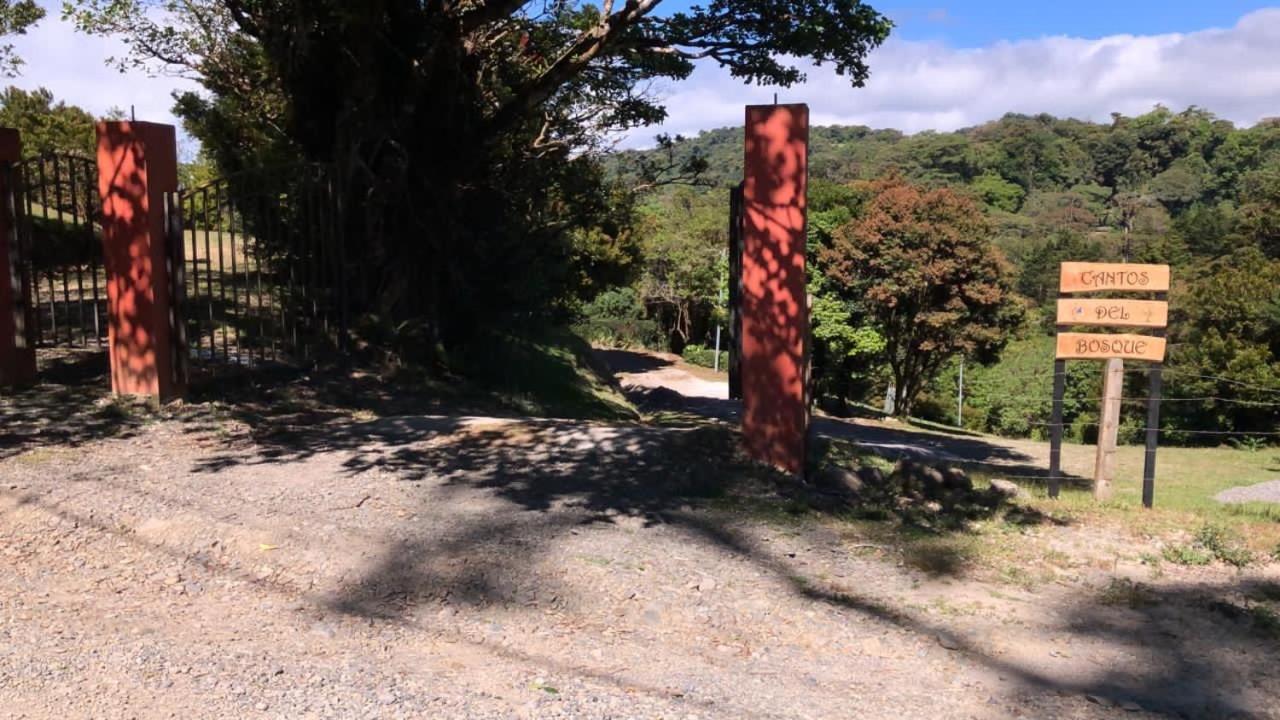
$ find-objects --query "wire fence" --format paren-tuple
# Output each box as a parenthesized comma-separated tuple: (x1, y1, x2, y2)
(930, 362, 1280, 445)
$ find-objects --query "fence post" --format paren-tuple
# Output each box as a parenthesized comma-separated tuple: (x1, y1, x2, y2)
(0, 128, 35, 389)
(96, 121, 185, 401)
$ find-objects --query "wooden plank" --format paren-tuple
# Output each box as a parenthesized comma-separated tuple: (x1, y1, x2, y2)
(1056, 298, 1168, 328)
(1093, 358, 1124, 501)
(1056, 332, 1166, 362)
(1059, 262, 1170, 294)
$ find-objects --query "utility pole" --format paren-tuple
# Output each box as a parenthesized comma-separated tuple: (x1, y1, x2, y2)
(956, 357, 965, 427)
(714, 247, 727, 372)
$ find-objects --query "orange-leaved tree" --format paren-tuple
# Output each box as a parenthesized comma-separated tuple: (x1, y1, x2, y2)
(821, 176, 1022, 417)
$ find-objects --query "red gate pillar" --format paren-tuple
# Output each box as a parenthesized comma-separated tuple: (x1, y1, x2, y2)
(96, 121, 184, 401)
(0, 128, 35, 389)
(741, 104, 810, 477)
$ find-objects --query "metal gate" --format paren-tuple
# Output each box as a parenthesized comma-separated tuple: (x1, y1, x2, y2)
(11, 153, 105, 348)
(167, 164, 350, 368)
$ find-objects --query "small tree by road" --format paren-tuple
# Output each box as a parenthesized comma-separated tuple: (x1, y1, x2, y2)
(822, 176, 1022, 417)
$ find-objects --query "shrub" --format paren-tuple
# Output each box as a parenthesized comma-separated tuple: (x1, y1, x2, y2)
(29, 215, 101, 271)
(574, 288, 660, 349)
(1099, 578, 1157, 608)
(681, 344, 728, 371)
(1195, 524, 1255, 568)
(1162, 544, 1213, 566)
(1162, 524, 1255, 568)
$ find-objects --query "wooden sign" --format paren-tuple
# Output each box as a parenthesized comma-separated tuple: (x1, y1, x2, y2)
(1056, 332, 1166, 362)
(1056, 298, 1169, 329)
(1059, 262, 1170, 294)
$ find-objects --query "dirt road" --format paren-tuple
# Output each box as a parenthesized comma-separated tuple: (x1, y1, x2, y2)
(2, 354, 1278, 719)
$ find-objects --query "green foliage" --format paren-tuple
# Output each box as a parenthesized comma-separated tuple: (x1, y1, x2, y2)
(1161, 543, 1213, 566)
(1250, 606, 1280, 640)
(1099, 578, 1156, 609)
(574, 287, 660, 349)
(821, 176, 1023, 416)
(0, 0, 42, 75)
(447, 328, 638, 421)
(1163, 524, 1255, 568)
(623, 105, 1280, 442)
(1163, 249, 1280, 441)
(634, 188, 729, 350)
(810, 293, 885, 361)
(681, 344, 728, 371)
(68, 0, 892, 358)
(0, 86, 95, 156)
(928, 332, 1100, 439)
(1228, 436, 1268, 453)
(971, 172, 1024, 212)
(1194, 524, 1256, 568)
(1015, 230, 1103, 307)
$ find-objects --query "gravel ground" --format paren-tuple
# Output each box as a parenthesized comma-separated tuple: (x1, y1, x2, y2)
(1215, 479, 1280, 505)
(3, 356, 1280, 719)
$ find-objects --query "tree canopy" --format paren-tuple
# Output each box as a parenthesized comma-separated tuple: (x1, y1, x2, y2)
(0, 0, 42, 75)
(0, 86, 95, 156)
(820, 175, 1021, 416)
(66, 0, 892, 355)
(611, 106, 1280, 441)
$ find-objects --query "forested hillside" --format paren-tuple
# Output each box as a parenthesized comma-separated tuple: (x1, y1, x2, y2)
(592, 107, 1280, 443)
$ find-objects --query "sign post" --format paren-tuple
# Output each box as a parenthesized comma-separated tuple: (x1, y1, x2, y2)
(1050, 262, 1169, 508)
(1093, 358, 1124, 500)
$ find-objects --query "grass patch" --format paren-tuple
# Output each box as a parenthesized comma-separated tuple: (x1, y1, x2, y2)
(1194, 524, 1256, 568)
(449, 327, 638, 421)
(900, 535, 980, 576)
(1249, 606, 1280, 640)
(1099, 578, 1158, 608)
(1207, 600, 1280, 640)
(960, 455, 1280, 559)
(840, 412, 1280, 543)
(1159, 524, 1257, 568)
(1162, 543, 1214, 566)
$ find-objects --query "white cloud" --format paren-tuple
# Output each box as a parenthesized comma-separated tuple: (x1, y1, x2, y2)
(625, 8, 1280, 147)
(8, 5, 1280, 157)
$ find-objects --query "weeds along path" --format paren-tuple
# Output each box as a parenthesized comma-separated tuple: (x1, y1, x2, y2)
(3, 402, 1279, 719)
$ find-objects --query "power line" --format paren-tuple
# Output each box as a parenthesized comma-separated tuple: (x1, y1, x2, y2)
(1158, 369, 1280, 396)
(960, 367, 1280, 396)
(1024, 420, 1280, 437)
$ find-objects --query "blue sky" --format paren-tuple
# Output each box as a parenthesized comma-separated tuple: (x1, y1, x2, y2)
(878, 1, 1276, 45)
(9, 2, 1280, 150)
(658, 1, 1277, 46)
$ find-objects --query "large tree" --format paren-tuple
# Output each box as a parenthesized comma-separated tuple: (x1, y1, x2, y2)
(0, 86, 96, 156)
(821, 176, 1021, 417)
(67, 0, 893, 354)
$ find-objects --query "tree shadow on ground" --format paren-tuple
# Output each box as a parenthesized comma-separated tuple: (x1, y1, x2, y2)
(298, 411, 1268, 719)
(687, 509, 1277, 718)
(8, 354, 1273, 717)
(0, 349, 142, 460)
(625, 380, 1091, 492)
(593, 348, 674, 375)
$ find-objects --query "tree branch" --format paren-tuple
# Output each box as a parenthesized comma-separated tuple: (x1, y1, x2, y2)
(458, 0, 528, 35)
(489, 0, 662, 131)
